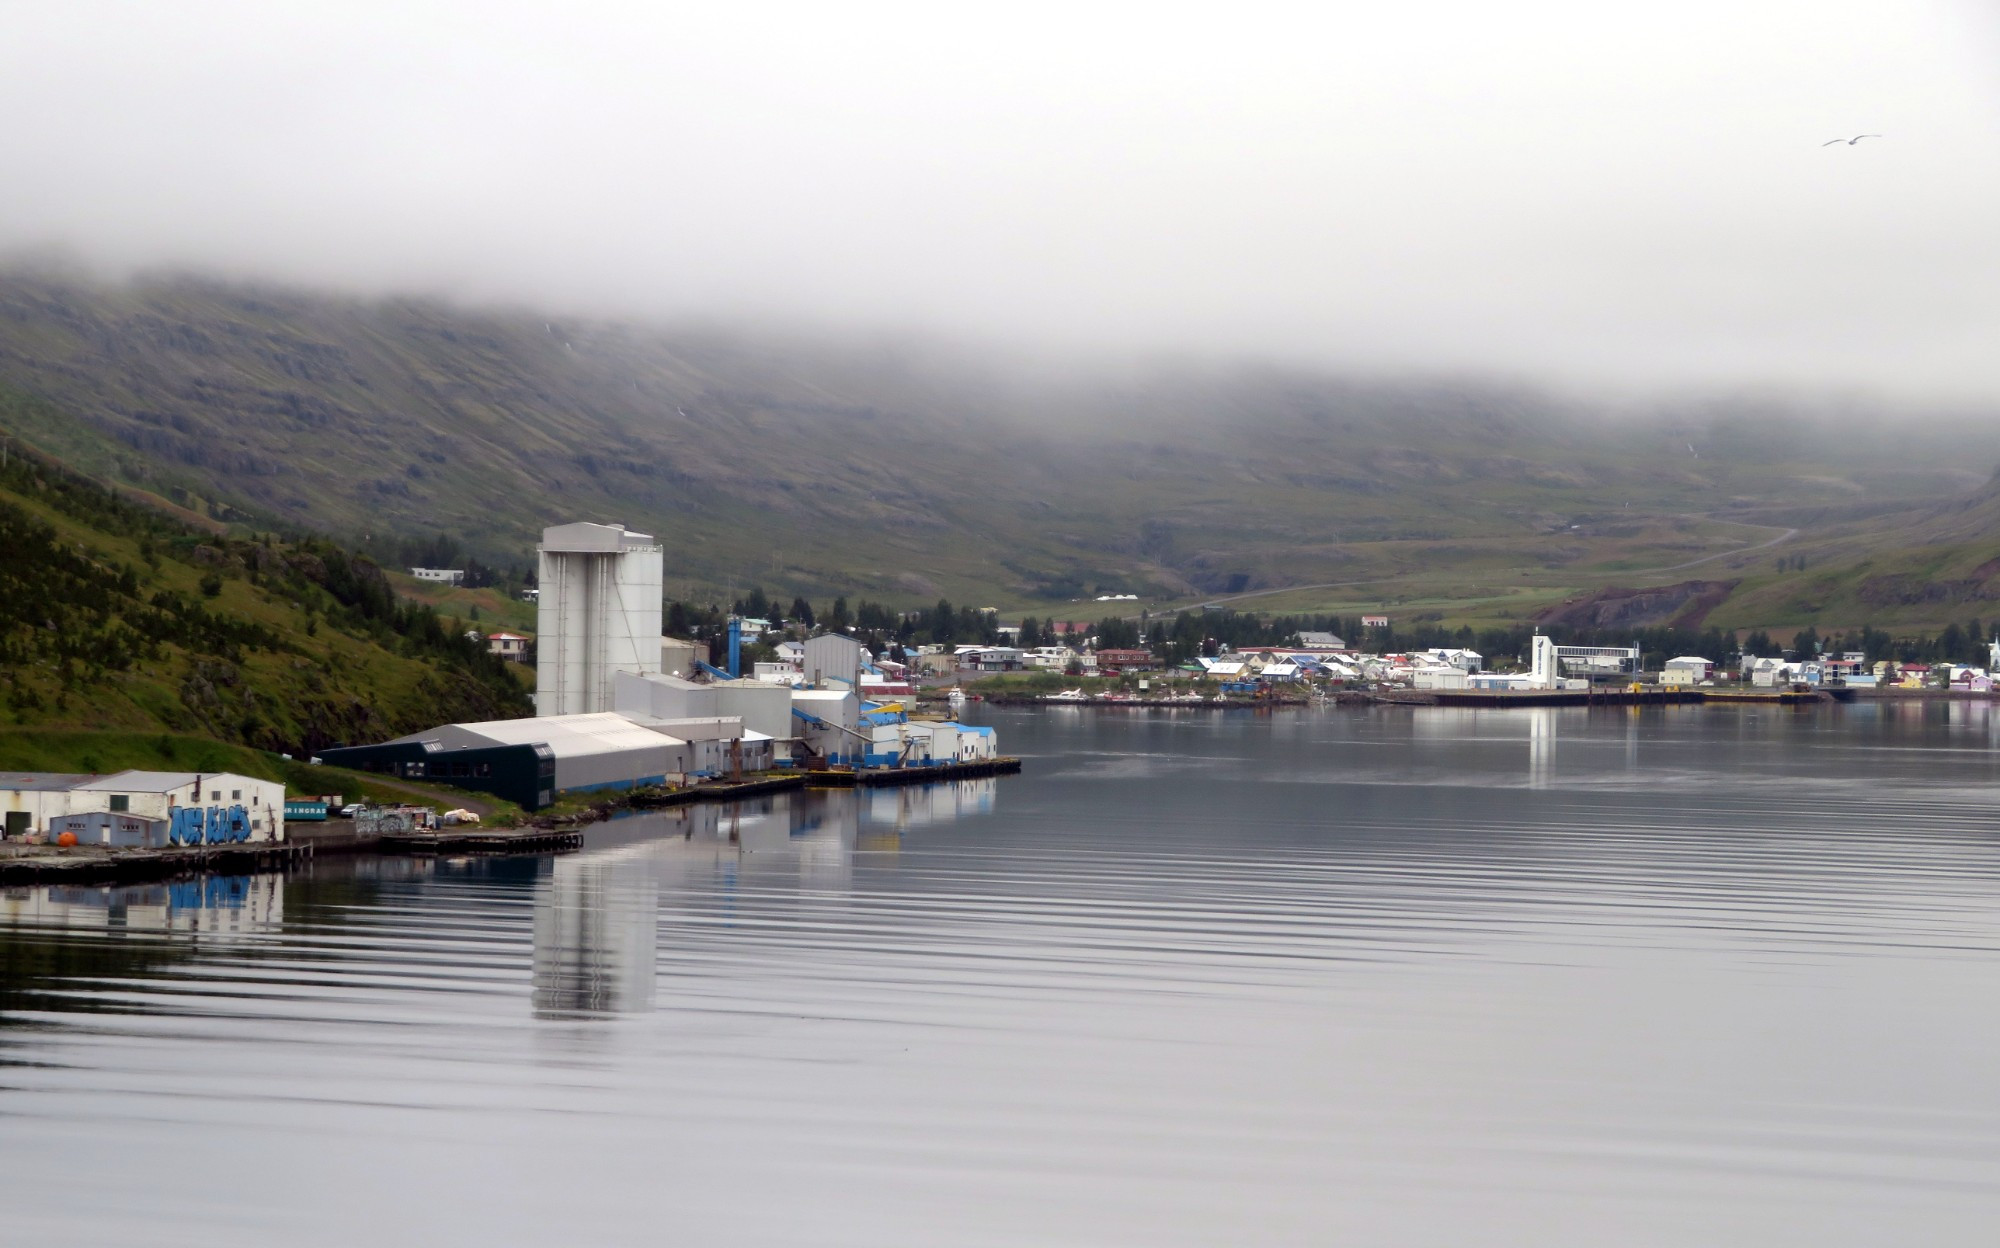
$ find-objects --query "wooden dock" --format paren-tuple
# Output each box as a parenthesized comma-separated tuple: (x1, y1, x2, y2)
(809, 757, 1023, 788)
(622, 772, 809, 809)
(0, 838, 313, 885)
(1698, 689, 1826, 706)
(1379, 687, 1821, 709)
(377, 825, 584, 855)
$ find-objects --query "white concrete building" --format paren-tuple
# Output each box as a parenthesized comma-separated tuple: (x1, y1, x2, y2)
(1412, 665, 1470, 690)
(0, 771, 285, 845)
(803, 632, 870, 691)
(659, 636, 701, 680)
(792, 688, 864, 765)
(409, 567, 465, 585)
(0, 773, 91, 839)
(616, 671, 796, 761)
(535, 522, 663, 716)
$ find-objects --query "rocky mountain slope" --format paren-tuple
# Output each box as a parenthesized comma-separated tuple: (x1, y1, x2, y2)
(2, 268, 1996, 623)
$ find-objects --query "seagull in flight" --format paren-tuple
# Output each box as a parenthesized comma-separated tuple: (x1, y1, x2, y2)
(1823, 134, 1881, 146)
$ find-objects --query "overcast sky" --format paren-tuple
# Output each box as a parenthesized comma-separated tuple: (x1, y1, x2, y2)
(4, 1, 1998, 398)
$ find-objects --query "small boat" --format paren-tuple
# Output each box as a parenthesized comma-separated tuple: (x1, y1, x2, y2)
(1043, 688, 1090, 702)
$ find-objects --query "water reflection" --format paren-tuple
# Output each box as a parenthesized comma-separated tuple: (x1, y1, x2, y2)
(0, 873, 282, 937)
(532, 851, 659, 1018)
(1529, 706, 1555, 788)
(13, 712, 2000, 1246)
(528, 779, 999, 1017)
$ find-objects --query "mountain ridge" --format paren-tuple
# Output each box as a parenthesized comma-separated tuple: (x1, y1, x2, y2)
(3, 269, 1997, 629)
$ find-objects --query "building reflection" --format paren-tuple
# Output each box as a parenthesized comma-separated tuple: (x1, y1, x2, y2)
(0, 873, 283, 937)
(531, 847, 660, 1019)
(1527, 708, 1555, 789)
(858, 778, 997, 850)
(527, 778, 1000, 1017)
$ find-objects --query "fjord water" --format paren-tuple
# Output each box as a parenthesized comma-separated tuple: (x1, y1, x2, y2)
(7, 704, 2000, 1246)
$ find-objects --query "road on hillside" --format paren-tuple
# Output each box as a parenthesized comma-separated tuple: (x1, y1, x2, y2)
(1634, 524, 1798, 577)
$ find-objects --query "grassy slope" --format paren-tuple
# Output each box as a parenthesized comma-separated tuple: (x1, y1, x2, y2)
(0, 443, 530, 766)
(2, 271, 1996, 632)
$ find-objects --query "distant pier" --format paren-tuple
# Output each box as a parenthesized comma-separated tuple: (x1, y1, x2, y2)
(378, 825, 585, 856)
(1378, 687, 1820, 708)
(808, 757, 1024, 788)
(0, 838, 313, 886)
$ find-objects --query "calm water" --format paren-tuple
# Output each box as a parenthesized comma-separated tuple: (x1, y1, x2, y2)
(8, 702, 2000, 1246)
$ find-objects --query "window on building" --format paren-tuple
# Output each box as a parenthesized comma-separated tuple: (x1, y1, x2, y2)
(209, 791, 220, 801)
(231, 789, 241, 800)
(109, 795, 129, 812)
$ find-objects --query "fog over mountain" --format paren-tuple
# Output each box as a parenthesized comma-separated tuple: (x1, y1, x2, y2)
(6, 1, 2000, 399)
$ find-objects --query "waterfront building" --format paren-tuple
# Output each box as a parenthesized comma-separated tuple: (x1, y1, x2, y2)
(1660, 656, 1715, 686)
(0, 771, 284, 844)
(317, 710, 772, 809)
(535, 522, 663, 716)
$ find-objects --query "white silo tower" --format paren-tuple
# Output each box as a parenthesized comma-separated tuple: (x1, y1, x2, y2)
(535, 522, 664, 716)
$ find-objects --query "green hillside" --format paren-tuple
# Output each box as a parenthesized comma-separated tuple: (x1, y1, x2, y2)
(0, 442, 529, 756)
(2, 268, 1998, 627)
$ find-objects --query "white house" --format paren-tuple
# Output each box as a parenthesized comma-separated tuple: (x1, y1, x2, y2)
(1418, 648, 1483, 672)
(1660, 656, 1714, 686)
(410, 567, 465, 585)
(486, 631, 529, 660)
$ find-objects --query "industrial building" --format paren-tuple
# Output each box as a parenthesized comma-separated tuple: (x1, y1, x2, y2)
(535, 522, 663, 716)
(315, 517, 1004, 811)
(803, 632, 869, 691)
(791, 688, 865, 766)
(659, 636, 701, 680)
(614, 671, 795, 743)
(316, 710, 774, 810)
(0, 771, 286, 845)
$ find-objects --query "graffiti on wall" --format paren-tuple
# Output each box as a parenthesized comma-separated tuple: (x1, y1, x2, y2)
(168, 804, 252, 845)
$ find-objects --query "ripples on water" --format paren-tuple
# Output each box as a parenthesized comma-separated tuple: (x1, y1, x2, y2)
(6, 703, 2000, 1246)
